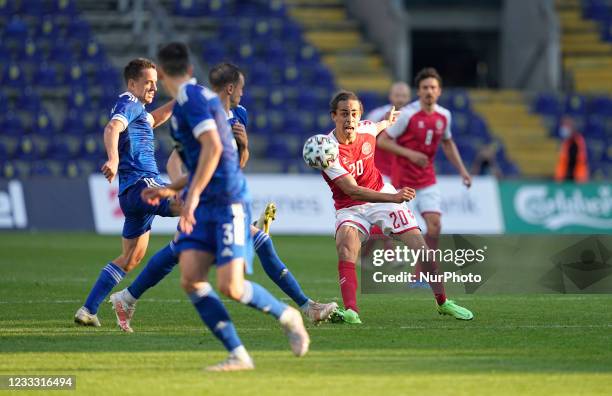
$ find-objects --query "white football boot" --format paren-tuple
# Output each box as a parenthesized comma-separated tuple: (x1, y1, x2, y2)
(279, 307, 310, 357)
(74, 306, 101, 327)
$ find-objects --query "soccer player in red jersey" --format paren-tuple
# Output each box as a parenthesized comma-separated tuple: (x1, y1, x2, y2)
(365, 81, 411, 182)
(378, 68, 472, 261)
(320, 91, 473, 323)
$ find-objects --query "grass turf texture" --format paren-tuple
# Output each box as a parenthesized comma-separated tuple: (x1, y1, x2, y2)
(1, 232, 611, 396)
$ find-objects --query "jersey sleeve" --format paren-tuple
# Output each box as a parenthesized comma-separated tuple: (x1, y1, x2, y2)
(182, 86, 217, 138)
(234, 105, 248, 127)
(359, 120, 378, 136)
(110, 99, 140, 131)
(323, 158, 348, 181)
(386, 108, 411, 139)
(443, 112, 452, 139)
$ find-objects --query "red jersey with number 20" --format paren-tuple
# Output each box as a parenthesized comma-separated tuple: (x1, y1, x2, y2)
(322, 120, 384, 210)
(386, 101, 452, 189)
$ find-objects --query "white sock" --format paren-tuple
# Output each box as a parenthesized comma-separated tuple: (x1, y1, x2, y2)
(299, 299, 313, 312)
(231, 345, 251, 362)
(122, 289, 137, 305)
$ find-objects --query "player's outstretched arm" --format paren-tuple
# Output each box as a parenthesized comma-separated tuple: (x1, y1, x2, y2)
(441, 138, 472, 187)
(334, 175, 415, 203)
(149, 100, 176, 128)
(377, 132, 428, 168)
(375, 106, 400, 134)
(101, 119, 126, 183)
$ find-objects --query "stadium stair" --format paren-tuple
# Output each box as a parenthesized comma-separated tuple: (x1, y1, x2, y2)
(556, 0, 612, 93)
(470, 90, 558, 178)
(285, 0, 392, 93)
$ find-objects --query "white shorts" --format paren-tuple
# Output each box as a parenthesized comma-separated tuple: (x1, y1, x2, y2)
(407, 183, 442, 216)
(335, 184, 420, 242)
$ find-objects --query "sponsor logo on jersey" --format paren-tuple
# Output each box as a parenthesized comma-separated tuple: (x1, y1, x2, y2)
(362, 142, 372, 156)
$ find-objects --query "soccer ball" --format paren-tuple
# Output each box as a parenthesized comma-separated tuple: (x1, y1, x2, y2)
(302, 134, 339, 170)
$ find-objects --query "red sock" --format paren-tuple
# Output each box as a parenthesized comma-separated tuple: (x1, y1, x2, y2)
(338, 260, 358, 312)
(370, 225, 384, 235)
(416, 234, 446, 305)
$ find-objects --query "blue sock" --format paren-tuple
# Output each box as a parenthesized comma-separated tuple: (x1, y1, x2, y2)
(83, 262, 125, 314)
(189, 284, 242, 352)
(254, 230, 309, 307)
(127, 242, 178, 299)
(240, 280, 287, 319)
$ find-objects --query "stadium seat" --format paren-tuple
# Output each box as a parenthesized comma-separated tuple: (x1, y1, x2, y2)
(533, 93, 561, 115)
(1, 112, 26, 136)
(3, 17, 28, 50)
(16, 87, 42, 113)
(1, 62, 27, 88)
(33, 62, 62, 88)
(62, 108, 91, 135)
(32, 109, 56, 136)
(50, 0, 78, 16)
(564, 94, 587, 116)
(0, 0, 14, 17)
(448, 91, 472, 113)
(18, 39, 44, 65)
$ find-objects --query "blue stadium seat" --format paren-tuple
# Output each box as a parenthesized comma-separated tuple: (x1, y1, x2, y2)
(80, 135, 105, 160)
(2, 161, 21, 179)
(587, 95, 612, 116)
(48, 137, 76, 160)
(17, 0, 45, 16)
(81, 40, 106, 64)
(3, 17, 28, 49)
(32, 109, 56, 135)
(1, 112, 25, 136)
(50, 0, 78, 16)
(564, 94, 587, 116)
(36, 16, 61, 46)
(201, 40, 227, 65)
(533, 93, 561, 115)
(359, 91, 385, 114)
(448, 91, 471, 113)
(17, 88, 42, 113)
(16, 136, 39, 161)
(33, 62, 62, 87)
(0, 0, 15, 17)
(18, 39, 44, 65)
(67, 19, 92, 42)
(1, 62, 27, 88)
(65, 63, 89, 88)
(49, 44, 77, 65)
(62, 108, 90, 135)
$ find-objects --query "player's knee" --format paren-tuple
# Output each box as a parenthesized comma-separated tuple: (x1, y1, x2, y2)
(180, 276, 198, 293)
(218, 281, 243, 301)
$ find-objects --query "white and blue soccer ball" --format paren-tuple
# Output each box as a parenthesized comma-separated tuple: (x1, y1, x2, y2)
(302, 134, 339, 170)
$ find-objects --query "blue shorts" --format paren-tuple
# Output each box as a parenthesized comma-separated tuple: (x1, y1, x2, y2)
(174, 201, 254, 273)
(119, 177, 175, 239)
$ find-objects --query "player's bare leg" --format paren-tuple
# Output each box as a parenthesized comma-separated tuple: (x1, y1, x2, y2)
(392, 229, 473, 320)
(331, 226, 362, 324)
(76, 232, 150, 329)
(106, 233, 151, 332)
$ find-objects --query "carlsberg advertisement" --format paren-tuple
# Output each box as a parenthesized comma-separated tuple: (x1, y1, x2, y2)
(500, 181, 612, 233)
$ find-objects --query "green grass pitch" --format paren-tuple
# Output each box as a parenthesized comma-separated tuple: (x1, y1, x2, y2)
(1, 232, 611, 395)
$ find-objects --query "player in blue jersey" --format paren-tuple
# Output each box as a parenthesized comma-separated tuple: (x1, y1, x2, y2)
(208, 62, 338, 321)
(74, 58, 178, 328)
(141, 43, 309, 371)
(107, 63, 337, 332)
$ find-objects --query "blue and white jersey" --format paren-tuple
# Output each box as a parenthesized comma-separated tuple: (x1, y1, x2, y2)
(170, 78, 248, 205)
(110, 92, 160, 195)
(228, 104, 248, 128)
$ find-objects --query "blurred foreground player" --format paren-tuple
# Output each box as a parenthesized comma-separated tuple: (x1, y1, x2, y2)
(142, 43, 309, 371)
